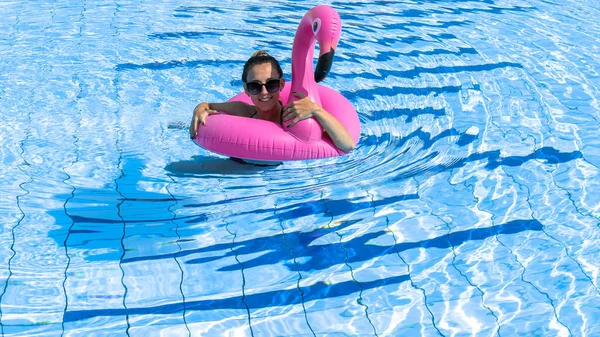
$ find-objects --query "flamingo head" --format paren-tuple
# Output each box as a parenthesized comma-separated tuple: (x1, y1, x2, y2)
(306, 5, 342, 83)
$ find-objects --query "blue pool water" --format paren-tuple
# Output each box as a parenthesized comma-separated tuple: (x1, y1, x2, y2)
(1, 0, 599, 336)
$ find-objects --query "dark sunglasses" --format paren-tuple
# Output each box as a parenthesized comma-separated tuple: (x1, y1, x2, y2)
(245, 79, 281, 95)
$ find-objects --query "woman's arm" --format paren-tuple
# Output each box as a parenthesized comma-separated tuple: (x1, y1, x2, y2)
(209, 101, 255, 117)
(312, 106, 356, 152)
(189, 101, 256, 139)
(283, 92, 355, 153)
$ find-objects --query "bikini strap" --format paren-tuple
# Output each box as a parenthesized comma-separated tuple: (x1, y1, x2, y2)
(279, 101, 284, 125)
(250, 104, 282, 124)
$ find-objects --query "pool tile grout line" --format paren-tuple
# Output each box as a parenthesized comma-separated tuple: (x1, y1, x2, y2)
(323, 190, 379, 337)
(367, 188, 445, 337)
(273, 195, 316, 336)
(432, 175, 502, 336)
(61, 1, 86, 334)
(0, 3, 27, 335)
(219, 177, 255, 337)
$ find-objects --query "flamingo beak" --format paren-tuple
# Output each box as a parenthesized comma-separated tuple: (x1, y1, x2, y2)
(315, 47, 335, 83)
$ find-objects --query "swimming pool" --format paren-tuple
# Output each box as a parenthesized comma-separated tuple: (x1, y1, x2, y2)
(1, 0, 599, 335)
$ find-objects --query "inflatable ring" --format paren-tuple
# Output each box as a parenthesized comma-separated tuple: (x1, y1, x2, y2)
(194, 5, 360, 161)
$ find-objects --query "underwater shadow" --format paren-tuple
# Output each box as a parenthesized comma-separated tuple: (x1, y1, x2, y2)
(393, 146, 584, 181)
(165, 155, 279, 177)
(214, 219, 543, 272)
(63, 273, 409, 322)
(332, 61, 523, 81)
(360, 127, 582, 182)
(341, 46, 479, 64)
(63, 218, 542, 323)
(115, 59, 245, 72)
(122, 217, 542, 273)
(180, 194, 418, 223)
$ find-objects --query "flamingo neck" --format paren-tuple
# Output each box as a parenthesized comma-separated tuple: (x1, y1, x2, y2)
(290, 19, 321, 106)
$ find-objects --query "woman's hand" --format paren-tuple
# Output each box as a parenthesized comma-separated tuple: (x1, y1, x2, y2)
(282, 92, 320, 127)
(283, 92, 356, 153)
(189, 102, 217, 139)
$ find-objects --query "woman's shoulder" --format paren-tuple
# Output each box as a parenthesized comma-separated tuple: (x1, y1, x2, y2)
(249, 105, 258, 118)
(235, 101, 257, 118)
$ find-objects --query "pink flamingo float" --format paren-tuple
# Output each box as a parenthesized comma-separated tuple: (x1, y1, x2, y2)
(193, 5, 360, 161)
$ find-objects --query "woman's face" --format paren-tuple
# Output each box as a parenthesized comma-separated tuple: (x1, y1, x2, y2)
(244, 63, 285, 112)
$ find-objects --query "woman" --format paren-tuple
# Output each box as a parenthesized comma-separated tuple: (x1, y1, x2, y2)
(189, 51, 355, 153)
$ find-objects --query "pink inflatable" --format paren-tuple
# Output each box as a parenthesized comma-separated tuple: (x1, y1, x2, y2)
(194, 5, 360, 161)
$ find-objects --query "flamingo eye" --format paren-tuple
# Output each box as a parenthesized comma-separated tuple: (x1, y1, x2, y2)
(312, 18, 321, 34)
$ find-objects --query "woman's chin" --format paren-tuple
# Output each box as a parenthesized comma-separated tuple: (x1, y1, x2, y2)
(255, 98, 277, 110)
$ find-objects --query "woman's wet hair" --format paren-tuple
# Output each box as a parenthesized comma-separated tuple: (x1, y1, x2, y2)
(241, 50, 283, 83)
